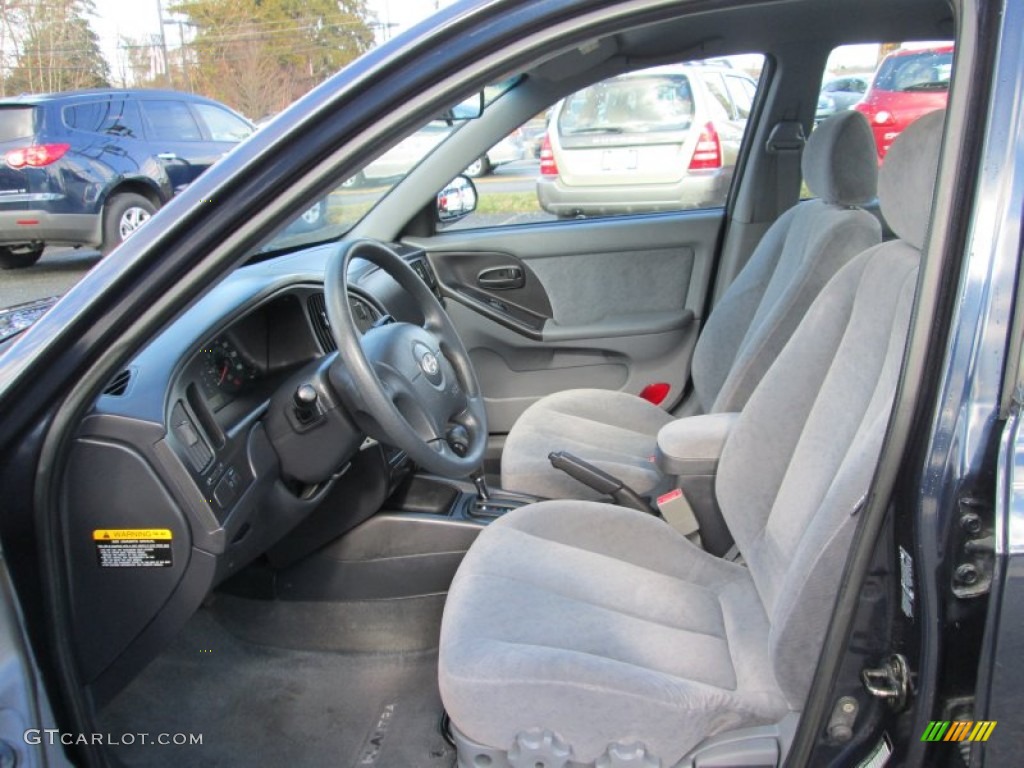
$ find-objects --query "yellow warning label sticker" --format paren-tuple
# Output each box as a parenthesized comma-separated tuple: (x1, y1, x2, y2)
(94, 529, 173, 568)
(92, 529, 173, 541)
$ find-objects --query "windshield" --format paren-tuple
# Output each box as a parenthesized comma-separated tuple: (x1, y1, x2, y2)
(0, 0, 484, 313)
(874, 50, 953, 92)
(259, 118, 461, 253)
(262, 79, 521, 253)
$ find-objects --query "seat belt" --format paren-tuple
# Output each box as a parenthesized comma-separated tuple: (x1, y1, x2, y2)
(765, 120, 806, 214)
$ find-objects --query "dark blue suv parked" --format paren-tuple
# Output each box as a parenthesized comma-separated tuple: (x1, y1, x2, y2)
(0, 89, 255, 269)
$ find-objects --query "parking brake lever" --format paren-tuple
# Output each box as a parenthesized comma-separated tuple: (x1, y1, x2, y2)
(548, 451, 658, 515)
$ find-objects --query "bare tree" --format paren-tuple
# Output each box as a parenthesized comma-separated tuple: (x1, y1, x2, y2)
(3, 0, 109, 94)
(172, 0, 374, 117)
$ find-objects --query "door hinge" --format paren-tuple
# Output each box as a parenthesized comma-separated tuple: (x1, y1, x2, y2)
(862, 654, 912, 711)
(952, 497, 994, 599)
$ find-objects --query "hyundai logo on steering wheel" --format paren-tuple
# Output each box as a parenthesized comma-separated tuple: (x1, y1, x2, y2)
(420, 351, 440, 377)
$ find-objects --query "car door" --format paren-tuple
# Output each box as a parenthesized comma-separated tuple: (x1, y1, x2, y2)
(138, 99, 243, 195)
(0, 555, 73, 767)
(975, 373, 1024, 766)
(409, 214, 718, 433)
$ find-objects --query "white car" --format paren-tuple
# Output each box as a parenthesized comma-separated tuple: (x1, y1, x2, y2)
(537, 64, 757, 217)
(345, 121, 525, 186)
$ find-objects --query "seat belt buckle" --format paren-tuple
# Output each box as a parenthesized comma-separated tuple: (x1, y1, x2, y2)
(657, 488, 700, 536)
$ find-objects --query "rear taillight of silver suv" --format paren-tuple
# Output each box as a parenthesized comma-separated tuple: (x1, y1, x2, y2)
(688, 122, 722, 170)
(540, 133, 559, 176)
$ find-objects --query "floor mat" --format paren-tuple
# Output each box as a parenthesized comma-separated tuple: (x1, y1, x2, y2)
(98, 608, 455, 767)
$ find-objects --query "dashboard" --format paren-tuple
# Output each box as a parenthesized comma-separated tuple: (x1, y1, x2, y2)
(61, 240, 441, 703)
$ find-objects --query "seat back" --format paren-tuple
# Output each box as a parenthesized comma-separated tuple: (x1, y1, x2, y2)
(715, 110, 945, 706)
(691, 110, 881, 413)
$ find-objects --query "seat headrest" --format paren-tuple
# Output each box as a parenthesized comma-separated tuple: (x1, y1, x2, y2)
(802, 111, 877, 206)
(878, 109, 945, 250)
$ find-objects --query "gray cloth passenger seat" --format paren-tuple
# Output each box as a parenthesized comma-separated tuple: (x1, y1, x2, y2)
(439, 109, 945, 768)
(501, 110, 882, 500)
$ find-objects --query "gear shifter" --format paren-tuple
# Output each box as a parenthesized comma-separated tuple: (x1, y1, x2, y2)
(465, 468, 536, 520)
(471, 468, 491, 501)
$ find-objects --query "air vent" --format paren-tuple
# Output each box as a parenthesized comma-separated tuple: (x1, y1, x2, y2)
(308, 292, 383, 348)
(307, 293, 336, 352)
(170, 401, 213, 473)
(103, 369, 132, 396)
(409, 257, 440, 297)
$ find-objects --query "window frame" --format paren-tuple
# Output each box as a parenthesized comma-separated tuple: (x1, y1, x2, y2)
(62, 99, 145, 139)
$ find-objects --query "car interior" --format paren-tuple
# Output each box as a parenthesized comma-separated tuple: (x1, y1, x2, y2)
(33, 0, 960, 765)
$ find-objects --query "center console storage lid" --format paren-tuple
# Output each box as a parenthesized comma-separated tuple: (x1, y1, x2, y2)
(656, 412, 739, 476)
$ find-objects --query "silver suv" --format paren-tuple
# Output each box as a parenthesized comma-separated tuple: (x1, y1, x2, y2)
(536, 64, 757, 217)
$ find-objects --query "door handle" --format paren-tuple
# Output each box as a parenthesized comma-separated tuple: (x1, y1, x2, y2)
(478, 266, 524, 290)
(157, 152, 179, 161)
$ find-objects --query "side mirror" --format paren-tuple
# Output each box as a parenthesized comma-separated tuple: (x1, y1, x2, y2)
(436, 175, 478, 224)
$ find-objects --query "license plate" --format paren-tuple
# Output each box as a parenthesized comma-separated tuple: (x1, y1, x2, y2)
(601, 149, 638, 171)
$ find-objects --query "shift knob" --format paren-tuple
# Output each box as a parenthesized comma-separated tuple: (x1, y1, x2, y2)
(294, 384, 318, 407)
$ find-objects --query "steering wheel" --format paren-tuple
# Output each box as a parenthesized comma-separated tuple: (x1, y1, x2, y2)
(324, 239, 488, 477)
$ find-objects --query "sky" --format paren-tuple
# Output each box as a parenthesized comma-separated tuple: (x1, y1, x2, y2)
(87, 1, 895, 84)
(89, 0, 453, 79)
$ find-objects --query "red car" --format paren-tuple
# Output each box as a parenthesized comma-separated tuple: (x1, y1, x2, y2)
(855, 43, 953, 159)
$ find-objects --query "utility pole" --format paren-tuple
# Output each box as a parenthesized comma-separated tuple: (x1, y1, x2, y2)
(175, 20, 191, 92)
(156, 0, 171, 87)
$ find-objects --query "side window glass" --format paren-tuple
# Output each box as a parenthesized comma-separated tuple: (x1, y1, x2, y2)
(446, 55, 764, 231)
(63, 100, 144, 138)
(141, 100, 203, 142)
(192, 104, 254, 143)
(805, 41, 953, 199)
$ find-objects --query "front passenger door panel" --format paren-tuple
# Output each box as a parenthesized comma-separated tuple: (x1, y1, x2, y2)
(410, 211, 721, 432)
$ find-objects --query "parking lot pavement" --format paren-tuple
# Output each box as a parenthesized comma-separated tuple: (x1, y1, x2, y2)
(0, 248, 101, 309)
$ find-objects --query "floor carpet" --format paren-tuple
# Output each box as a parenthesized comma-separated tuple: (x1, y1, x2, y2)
(98, 607, 455, 767)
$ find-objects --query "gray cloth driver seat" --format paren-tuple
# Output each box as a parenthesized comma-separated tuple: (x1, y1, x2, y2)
(501, 110, 882, 500)
(439, 110, 945, 766)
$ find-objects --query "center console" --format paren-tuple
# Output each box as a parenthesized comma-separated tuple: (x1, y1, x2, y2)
(386, 472, 538, 521)
(655, 412, 738, 555)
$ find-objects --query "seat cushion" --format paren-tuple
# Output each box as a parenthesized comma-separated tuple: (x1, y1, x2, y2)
(500, 389, 674, 499)
(439, 501, 790, 764)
